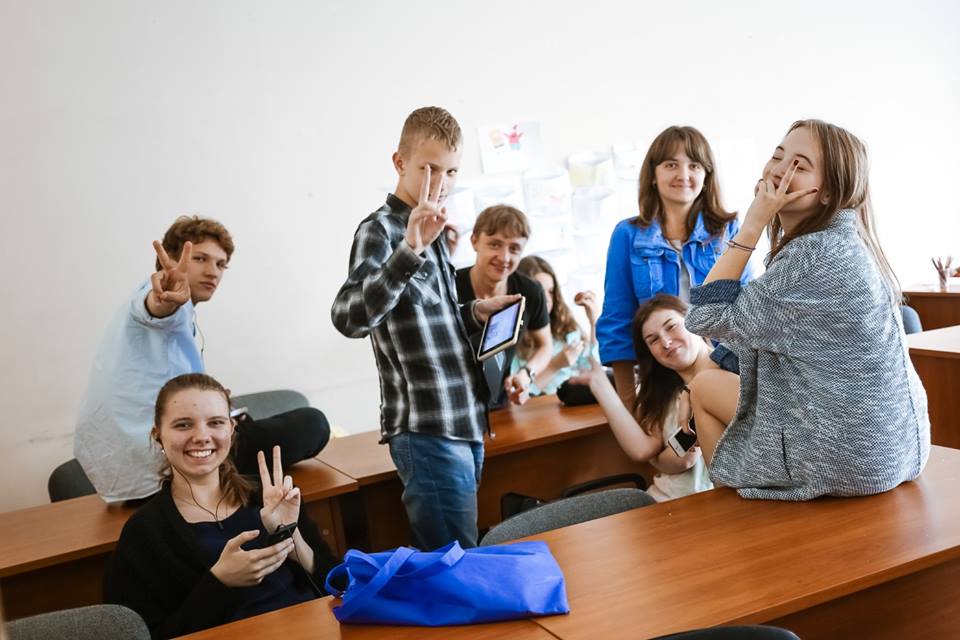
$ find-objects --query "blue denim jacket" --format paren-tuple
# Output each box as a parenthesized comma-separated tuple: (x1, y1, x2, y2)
(597, 212, 753, 364)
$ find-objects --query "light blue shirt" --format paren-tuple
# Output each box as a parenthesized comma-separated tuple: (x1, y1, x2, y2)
(74, 281, 203, 502)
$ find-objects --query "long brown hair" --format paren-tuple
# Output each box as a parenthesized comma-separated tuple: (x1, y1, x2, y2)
(631, 294, 691, 437)
(767, 119, 900, 299)
(152, 373, 253, 507)
(634, 126, 736, 238)
(515, 255, 581, 361)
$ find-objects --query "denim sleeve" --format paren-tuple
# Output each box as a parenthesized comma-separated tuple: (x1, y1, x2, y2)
(709, 343, 740, 374)
(596, 221, 639, 364)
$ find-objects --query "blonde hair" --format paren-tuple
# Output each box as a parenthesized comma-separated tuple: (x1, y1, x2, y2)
(398, 106, 463, 155)
(768, 119, 900, 300)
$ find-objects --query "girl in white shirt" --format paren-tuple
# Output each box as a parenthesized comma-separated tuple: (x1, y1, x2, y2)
(576, 293, 727, 500)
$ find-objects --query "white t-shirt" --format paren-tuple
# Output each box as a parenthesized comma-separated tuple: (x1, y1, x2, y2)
(645, 403, 713, 502)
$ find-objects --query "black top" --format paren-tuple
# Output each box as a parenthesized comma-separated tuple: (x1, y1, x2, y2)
(104, 481, 339, 639)
(189, 506, 314, 622)
(455, 268, 550, 406)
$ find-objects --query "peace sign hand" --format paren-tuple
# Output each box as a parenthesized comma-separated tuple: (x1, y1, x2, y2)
(258, 446, 300, 534)
(405, 165, 448, 255)
(147, 240, 193, 316)
(745, 160, 819, 229)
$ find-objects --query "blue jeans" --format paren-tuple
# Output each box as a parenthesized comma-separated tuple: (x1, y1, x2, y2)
(388, 432, 484, 550)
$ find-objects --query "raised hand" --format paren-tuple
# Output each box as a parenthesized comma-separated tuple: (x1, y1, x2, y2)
(745, 160, 819, 229)
(573, 291, 600, 325)
(258, 446, 300, 534)
(405, 165, 448, 255)
(147, 240, 193, 316)
(210, 529, 294, 587)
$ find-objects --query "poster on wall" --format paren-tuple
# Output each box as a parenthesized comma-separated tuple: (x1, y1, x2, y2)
(477, 121, 543, 174)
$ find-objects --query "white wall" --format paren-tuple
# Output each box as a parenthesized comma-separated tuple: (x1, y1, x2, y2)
(1, 0, 958, 512)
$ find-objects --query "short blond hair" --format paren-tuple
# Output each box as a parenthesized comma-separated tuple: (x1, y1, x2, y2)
(472, 205, 531, 240)
(398, 106, 463, 155)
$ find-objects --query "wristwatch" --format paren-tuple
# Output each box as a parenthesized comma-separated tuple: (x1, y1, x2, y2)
(521, 365, 536, 382)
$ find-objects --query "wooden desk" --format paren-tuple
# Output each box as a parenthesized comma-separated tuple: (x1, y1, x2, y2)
(176, 596, 555, 640)
(531, 445, 960, 640)
(904, 286, 960, 330)
(318, 396, 650, 550)
(908, 324, 960, 449)
(0, 460, 357, 620)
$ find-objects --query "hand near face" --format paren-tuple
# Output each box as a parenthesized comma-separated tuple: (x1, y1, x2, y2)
(148, 240, 193, 315)
(258, 446, 300, 534)
(745, 160, 820, 229)
(405, 165, 448, 255)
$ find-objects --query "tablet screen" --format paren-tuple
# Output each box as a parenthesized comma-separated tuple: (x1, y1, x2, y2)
(478, 298, 524, 360)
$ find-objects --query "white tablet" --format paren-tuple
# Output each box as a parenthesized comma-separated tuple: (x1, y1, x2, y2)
(477, 297, 526, 362)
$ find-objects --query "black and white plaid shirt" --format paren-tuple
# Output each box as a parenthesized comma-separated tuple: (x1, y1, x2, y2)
(332, 194, 488, 443)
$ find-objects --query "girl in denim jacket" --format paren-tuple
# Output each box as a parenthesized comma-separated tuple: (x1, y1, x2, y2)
(596, 126, 752, 409)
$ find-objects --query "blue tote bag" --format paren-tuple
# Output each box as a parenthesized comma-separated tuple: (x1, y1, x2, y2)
(324, 540, 569, 625)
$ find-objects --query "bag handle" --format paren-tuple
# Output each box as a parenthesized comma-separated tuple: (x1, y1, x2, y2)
(393, 541, 464, 579)
(330, 546, 416, 619)
(325, 547, 393, 597)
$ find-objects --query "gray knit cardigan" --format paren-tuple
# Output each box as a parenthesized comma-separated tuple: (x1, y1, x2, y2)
(686, 210, 930, 500)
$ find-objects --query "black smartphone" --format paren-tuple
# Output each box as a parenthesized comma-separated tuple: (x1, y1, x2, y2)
(264, 522, 297, 546)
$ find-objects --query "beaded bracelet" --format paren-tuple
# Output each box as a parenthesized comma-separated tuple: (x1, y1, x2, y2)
(727, 239, 756, 252)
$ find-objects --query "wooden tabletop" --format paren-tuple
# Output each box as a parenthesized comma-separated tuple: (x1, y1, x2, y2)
(175, 596, 556, 640)
(904, 285, 960, 297)
(289, 458, 358, 500)
(0, 495, 134, 577)
(317, 396, 608, 485)
(907, 324, 960, 358)
(0, 459, 356, 579)
(531, 445, 960, 640)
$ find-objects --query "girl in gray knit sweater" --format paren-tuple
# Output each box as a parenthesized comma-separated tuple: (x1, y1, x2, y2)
(685, 120, 930, 500)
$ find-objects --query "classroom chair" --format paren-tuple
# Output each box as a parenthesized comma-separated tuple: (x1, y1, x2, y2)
(480, 487, 656, 545)
(6, 604, 149, 640)
(47, 459, 96, 502)
(901, 305, 923, 334)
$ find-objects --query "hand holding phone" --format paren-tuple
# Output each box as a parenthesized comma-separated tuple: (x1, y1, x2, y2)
(264, 522, 298, 546)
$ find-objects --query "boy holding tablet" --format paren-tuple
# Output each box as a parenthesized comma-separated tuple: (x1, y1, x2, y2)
(331, 107, 517, 549)
(456, 206, 552, 407)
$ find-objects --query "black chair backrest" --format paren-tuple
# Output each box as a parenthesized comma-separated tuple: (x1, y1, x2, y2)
(47, 459, 96, 502)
